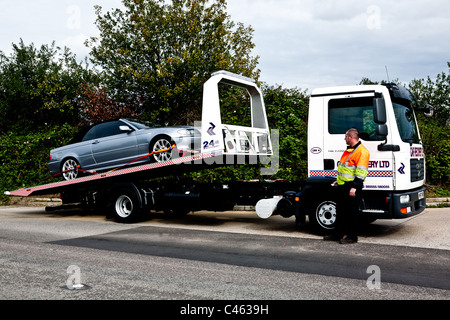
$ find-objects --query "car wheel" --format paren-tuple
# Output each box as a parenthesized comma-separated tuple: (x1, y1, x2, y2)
(61, 158, 80, 181)
(150, 136, 175, 163)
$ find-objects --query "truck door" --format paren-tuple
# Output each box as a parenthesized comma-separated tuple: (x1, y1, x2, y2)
(324, 93, 394, 190)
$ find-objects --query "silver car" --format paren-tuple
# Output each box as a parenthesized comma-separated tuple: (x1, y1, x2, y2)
(48, 119, 200, 180)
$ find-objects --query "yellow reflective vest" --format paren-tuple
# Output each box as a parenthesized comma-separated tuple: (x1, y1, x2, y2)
(337, 142, 370, 186)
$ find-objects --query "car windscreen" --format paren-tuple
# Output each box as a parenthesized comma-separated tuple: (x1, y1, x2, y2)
(124, 118, 160, 129)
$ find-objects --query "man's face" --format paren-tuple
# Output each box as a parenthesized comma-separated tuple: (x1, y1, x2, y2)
(345, 132, 352, 145)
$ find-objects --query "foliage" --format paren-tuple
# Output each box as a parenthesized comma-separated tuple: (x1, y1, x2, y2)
(262, 84, 309, 181)
(86, 0, 259, 125)
(0, 40, 95, 132)
(0, 125, 75, 200)
(409, 62, 450, 187)
(78, 82, 141, 124)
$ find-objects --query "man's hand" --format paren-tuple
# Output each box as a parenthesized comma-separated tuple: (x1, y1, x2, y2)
(349, 188, 357, 197)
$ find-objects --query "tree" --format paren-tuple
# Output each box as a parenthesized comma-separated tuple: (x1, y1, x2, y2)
(0, 40, 94, 132)
(263, 84, 310, 181)
(78, 82, 141, 124)
(86, 0, 260, 126)
(409, 62, 450, 187)
(0, 40, 95, 197)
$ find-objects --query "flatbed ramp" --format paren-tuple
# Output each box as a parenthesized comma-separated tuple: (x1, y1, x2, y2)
(5, 151, 223, 197)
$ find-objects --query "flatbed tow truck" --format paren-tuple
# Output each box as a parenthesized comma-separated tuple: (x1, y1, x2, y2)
(5, 71, 431, 232)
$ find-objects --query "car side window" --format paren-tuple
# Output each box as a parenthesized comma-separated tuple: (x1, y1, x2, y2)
(82, 127, 97, 141)
(95, 121, 124, 139)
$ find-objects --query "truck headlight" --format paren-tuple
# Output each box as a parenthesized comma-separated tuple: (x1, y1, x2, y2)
(400, 195, 410, 204)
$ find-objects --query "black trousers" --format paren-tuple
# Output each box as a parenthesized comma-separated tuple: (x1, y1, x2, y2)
(333, 184, 361, 240)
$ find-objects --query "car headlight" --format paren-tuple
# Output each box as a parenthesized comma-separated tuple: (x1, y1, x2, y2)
(177, 129, 194, 136)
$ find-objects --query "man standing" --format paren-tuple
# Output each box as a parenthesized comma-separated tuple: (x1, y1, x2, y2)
(324, 128, 370, 244)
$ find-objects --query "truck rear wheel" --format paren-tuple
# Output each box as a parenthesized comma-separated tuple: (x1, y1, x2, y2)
(111, 188, 142, 223)
(309, 199, 337, 232)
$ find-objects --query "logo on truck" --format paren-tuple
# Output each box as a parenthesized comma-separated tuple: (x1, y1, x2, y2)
(310, 147, 322, 154)
(207, 122, 216, 136)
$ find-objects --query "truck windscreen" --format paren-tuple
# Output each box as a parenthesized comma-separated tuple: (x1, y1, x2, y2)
(392, 102, 420, 144)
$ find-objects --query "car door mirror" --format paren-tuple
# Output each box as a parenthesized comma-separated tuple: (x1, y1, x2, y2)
(119, 125, 133, 133)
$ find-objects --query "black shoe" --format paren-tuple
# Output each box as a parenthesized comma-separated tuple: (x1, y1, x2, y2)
(339, 237, 357, 244)
(323, 234, 341, 241)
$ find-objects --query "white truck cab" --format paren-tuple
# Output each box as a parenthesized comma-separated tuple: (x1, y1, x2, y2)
(306, 83, 427, 230)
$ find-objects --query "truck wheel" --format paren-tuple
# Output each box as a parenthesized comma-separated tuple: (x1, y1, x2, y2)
(111, 189, 141, 223)
(309, 199, 337, 232)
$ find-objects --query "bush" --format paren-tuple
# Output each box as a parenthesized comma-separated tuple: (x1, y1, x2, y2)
(0, 125, 75, 201)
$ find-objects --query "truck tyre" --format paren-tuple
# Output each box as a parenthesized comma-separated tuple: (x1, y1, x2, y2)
(309, 199, 337, 233)
(111, 188, 142, 223)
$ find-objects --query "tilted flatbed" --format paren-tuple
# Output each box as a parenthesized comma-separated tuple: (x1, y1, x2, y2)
(5, 71, 277, 223)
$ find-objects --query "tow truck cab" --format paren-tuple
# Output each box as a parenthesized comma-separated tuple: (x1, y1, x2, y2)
(306, 83, 427, 229)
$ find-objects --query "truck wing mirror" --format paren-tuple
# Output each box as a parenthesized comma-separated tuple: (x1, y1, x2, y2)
(373, 98, 386, 124)
(376, 124, 388, 137)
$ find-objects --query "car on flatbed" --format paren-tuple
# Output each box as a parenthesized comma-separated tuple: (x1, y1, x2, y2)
(48, 118, 200, 180)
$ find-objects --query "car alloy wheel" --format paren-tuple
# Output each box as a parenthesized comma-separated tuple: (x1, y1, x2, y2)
(61, 159, 79, 181)
(151, 137, 174, 162)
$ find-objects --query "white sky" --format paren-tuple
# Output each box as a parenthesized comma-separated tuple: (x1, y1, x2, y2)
(1, 0, 449, 91)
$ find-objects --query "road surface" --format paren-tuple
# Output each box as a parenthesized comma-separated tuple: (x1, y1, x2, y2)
(0, 206, 448, 306)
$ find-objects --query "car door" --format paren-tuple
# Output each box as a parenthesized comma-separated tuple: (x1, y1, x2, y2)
(91, 121, 139, 169)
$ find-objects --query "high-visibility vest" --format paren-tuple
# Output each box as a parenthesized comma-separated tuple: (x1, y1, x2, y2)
(337, 143, 370, 185)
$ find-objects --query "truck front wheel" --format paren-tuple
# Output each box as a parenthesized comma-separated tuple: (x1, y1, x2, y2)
(309, 199, 337, 232)
(111, 189, 142, 223)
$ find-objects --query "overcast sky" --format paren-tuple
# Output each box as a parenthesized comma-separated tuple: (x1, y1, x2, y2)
(1, 0, 449, 91)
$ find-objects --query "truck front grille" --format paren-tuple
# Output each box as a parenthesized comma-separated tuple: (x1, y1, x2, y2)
(410, 158, 424, 182)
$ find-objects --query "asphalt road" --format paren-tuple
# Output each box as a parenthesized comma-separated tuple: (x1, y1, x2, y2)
(0, 205, 449, 306)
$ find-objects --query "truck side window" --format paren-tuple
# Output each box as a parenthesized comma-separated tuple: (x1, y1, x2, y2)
(328, 97, 384, 141)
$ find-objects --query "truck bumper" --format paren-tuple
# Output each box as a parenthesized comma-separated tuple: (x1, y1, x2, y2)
(391, 186, 426, 219)
(361, 186, 426, 220)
